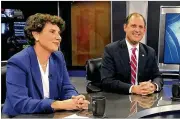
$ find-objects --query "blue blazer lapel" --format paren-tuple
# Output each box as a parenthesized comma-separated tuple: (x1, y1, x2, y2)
(27, 46, 44, 99)
(49, 55, 58, 99)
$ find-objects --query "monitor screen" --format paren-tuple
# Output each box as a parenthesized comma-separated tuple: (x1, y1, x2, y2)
(1, 8, 24, 19)
(1, 23, 9, 34)
(14, 22, 26, 37)
(164, 13, 180, 64)
(4, 9, 14, 18)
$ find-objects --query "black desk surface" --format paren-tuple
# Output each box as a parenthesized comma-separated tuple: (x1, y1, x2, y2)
(2, 85, 180, 118)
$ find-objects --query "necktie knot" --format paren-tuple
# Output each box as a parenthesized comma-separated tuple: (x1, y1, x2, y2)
(132, 48, 136, 54)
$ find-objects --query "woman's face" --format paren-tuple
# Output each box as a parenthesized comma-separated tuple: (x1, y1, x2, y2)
(35, 22, 61, 53)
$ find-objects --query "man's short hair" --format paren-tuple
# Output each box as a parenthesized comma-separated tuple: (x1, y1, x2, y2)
(124, 12, 146, 27)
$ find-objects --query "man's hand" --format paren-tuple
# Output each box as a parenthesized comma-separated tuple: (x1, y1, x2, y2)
(139, 80, 157, 95)
(131, 85, 149, 95)
(71, 95, 90, 110)
(131, 80, 157, 95)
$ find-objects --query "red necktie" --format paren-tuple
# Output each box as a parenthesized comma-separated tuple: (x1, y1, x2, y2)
(130, 48, 137, 85)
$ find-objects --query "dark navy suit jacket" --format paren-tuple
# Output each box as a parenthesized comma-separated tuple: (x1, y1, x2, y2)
(2, 46, 78, 116)
(101, 40, 163, 94)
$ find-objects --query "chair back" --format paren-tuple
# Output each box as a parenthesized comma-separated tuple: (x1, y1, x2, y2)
(1, 66, 7, 104)
(1, 61, 7, 67)
(85, 58, 102, 93)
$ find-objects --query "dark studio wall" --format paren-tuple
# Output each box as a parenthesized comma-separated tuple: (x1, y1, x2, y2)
(57, 2, 72, 67)
(112, 1, 126, 42)
(1, 1, 58, 61)
(147, 1, 180, 57)
(1, 1, 73, 68)
(1, 1, 58, 19)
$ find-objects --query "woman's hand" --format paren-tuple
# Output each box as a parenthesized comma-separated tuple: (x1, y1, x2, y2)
(51, 99, 80, 111)
(72, 95, 90, 110)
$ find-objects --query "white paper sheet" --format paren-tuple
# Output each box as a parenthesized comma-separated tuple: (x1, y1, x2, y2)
(64, 114, 89, 118)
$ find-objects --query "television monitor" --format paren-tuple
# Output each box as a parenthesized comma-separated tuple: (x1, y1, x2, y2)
(1, 13, 6, 18)
(14, 22, 26, 37)
(1, 8, 6, 18)
(1, 23, 9, 34)
(4, 9, 14, 18)
(1, 9, 24, 19)
(163, 13, 180, 64)
(14, 9, 24, 19)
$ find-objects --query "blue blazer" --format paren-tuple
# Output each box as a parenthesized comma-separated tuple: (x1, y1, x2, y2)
(2, 46, 79, 116)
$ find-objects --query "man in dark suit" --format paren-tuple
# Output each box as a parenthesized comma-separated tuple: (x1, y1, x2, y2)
(101, 13, 163, 95)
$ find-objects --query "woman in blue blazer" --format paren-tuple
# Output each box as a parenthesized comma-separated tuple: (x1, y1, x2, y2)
(2, 13, 89, 116)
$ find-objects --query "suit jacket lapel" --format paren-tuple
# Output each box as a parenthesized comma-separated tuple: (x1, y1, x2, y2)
(119, 40, 131, 74)
(28, 46, 44, 98)
(138, 43, 147, 81)
(49, 55, 57, 99)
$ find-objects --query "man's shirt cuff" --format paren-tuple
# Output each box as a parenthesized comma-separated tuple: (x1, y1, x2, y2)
(154, 83, 159, 91)
(129, 85, 134, 93)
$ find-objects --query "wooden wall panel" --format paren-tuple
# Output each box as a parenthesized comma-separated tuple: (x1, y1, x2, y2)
(71, 2, 111, 66)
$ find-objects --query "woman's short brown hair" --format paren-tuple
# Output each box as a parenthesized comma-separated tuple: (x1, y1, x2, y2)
(24, 13, 65, 46)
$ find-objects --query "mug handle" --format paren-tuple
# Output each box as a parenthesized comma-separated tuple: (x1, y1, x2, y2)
(92, 100, 97, 113)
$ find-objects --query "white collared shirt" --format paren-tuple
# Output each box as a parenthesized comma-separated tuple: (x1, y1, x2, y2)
(126, 39, 159, 93)
(38, 59, 50, 99)
(125, 39, 139, 85)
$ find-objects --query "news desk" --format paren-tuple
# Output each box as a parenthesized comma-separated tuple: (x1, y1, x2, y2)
(2, 85, 180, 118)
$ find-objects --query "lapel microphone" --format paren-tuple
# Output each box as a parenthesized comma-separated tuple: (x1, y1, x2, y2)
(48, 74, 52, 79)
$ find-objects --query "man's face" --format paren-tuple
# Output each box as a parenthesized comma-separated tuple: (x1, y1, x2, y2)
(124, 16, 146, 45)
